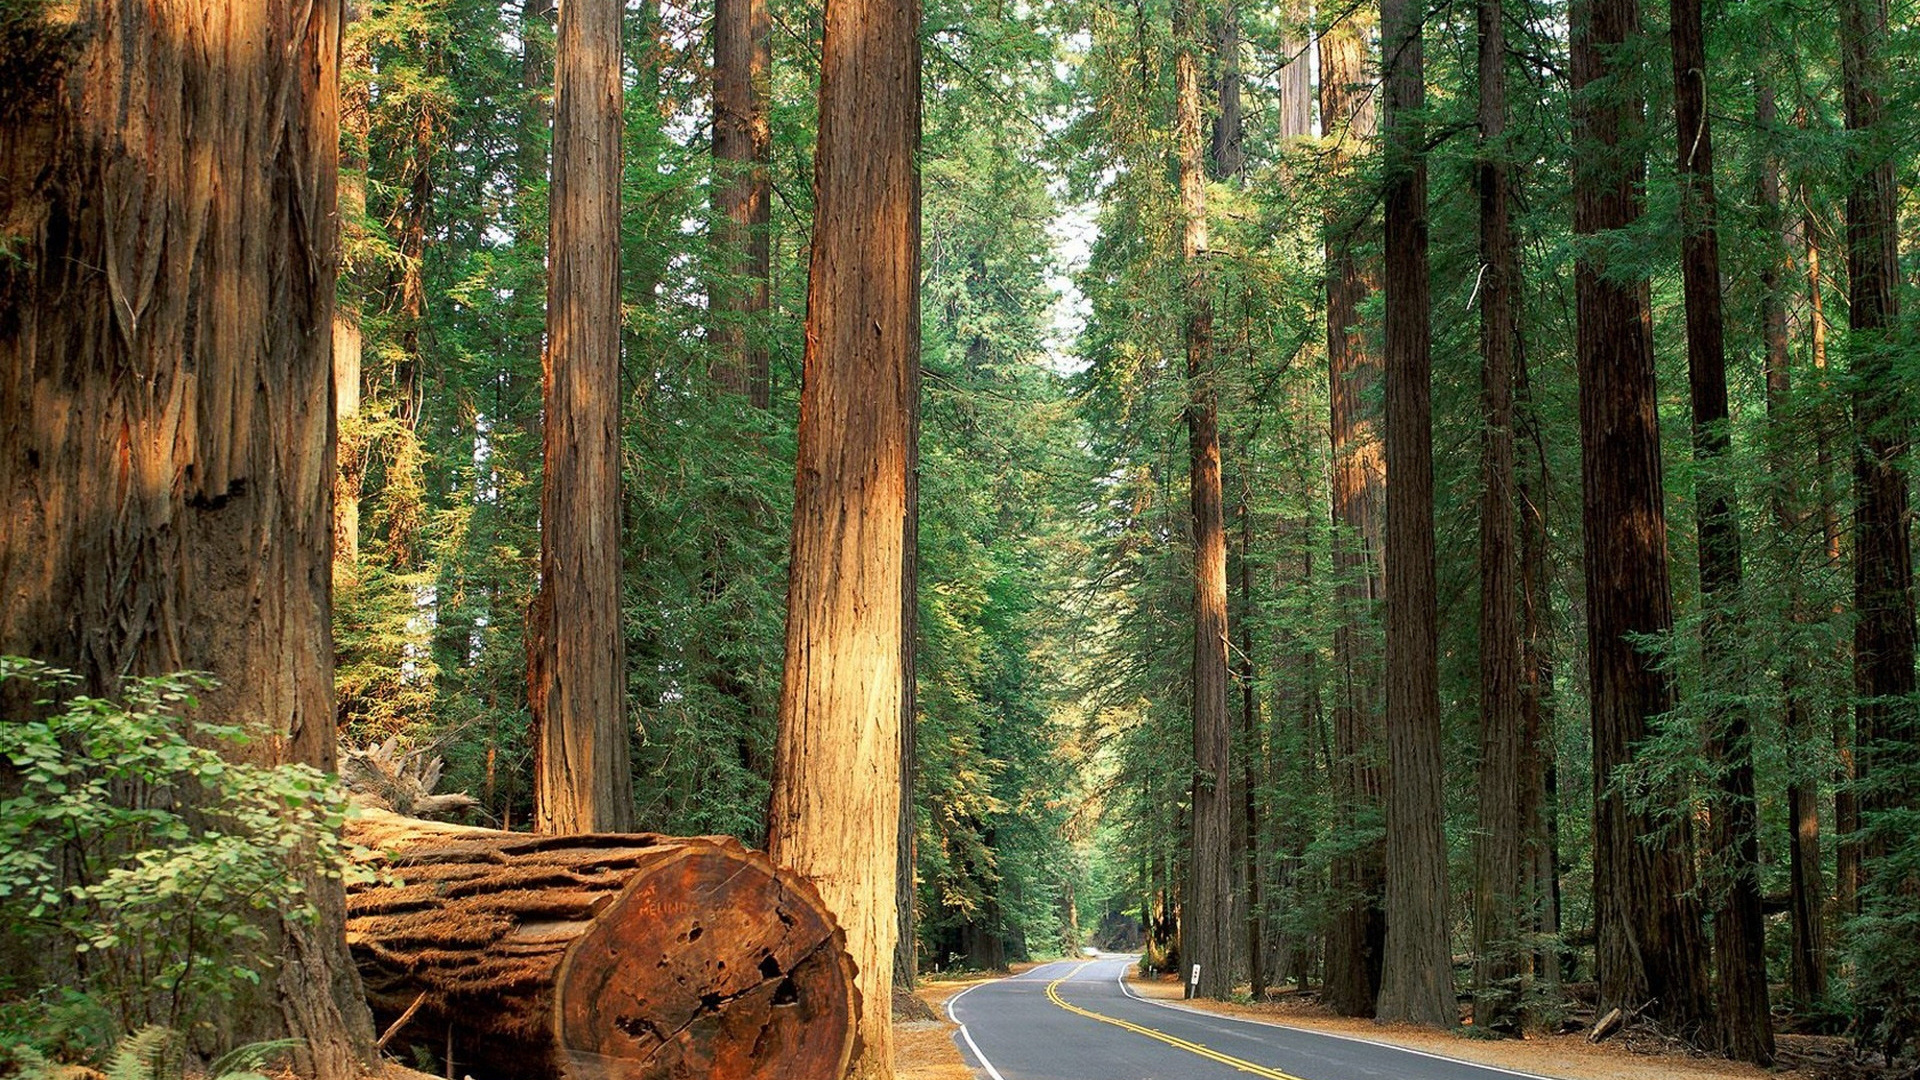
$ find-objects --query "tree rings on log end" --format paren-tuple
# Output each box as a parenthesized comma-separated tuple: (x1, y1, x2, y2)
(554, 840, 857, 1080)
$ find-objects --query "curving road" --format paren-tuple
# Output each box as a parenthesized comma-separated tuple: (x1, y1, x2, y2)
(946, 956, 1551, 1080)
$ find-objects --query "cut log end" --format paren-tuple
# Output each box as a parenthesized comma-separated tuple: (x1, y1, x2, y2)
(345, 812, 857, 1080)
(556, 843, 856, 1080)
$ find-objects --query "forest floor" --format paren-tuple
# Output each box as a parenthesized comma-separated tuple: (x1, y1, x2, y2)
(1128, 971, 1869, 1080)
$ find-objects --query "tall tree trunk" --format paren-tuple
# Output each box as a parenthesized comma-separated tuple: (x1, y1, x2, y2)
(764, 0, 919, 1062)
(1238, 479, 1266, 998)
(529, 0, 634, 835)
(0, 3, 374, 1074)
(1841, 0, 1915, 884)
(1758, 86, 1830, 1009)
(710, 0, 772, 405)
(1516, 347, 1561, 998)
(1376, 0, 1451, 1028)
(1568, 0, 1715, 1037)
(1815, 212, 1861, 920)
(1670, 0, 1771, 1058)
(1319, 7, 1387, 1019)
(1473, 0, 1525, 1028)
(1276, 2, 1313, 141)
(1208, 0, 1245, 180)
(1175, 0, 1234, 1001)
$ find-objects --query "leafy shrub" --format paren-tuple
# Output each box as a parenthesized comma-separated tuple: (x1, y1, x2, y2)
(0, 658, 354, 1066)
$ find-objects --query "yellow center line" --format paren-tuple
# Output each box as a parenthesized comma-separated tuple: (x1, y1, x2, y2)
(1043, 962, 1309, 1080)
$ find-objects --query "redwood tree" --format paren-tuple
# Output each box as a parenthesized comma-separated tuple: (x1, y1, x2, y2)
(1175, 0, 1235, 1002)
(528, 0, 634, 834)
(1376, 0, 1452, 1028)
(1669, 0, 1770, 1056)
(764, 0, 920, 1066)
(1841, 0, 1914, 882)
(1568, 0, 1714, 1035)
(710, 0, 772, 405)
(1473, 0, 1526, 1028)
(1318, 6, 1387, 1019)
(0, 2, 373, 1074)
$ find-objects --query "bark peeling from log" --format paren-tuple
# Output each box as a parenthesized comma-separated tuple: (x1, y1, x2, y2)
(345, 811, 856, 1080)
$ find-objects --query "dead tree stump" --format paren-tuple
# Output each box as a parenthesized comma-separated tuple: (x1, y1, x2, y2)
(344, 811, 857, 1080)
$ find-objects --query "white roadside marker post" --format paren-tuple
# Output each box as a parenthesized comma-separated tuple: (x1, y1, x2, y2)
(1188, 963, 1201, 1000)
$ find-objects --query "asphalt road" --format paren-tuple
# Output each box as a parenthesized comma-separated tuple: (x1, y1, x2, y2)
(946, 955, 1550, 1080)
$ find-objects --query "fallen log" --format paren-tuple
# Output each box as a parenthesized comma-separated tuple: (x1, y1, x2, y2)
(344, 810, 857, 1080)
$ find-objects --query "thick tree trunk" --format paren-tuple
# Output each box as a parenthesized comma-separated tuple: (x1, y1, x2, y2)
(344, 811, 856, 1080)
(1318, 7, 1387, 1019)
(1175, 0, 1234, 1002)
(1669, 0, 1771, 1059)
(0, 4, 374, 1075)
(1569, 0, 1715, 1038)
(1473, 0, 1525, 1029)
(1376, 0, 1452, 1029)
(765, 0, 918, 1064)
(529, 0, 634, 835)
(1841, 0, 1915, 877)
(1758, 88, 1829, 1007)
(710, 0, 772, 405)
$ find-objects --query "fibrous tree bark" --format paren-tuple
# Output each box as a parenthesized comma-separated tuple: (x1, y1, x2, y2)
(1669, 0, 1771, 1058)
(0, 3, 373, 1074)
(344, 811, 856, 1080)
(528, 0, 634, 835)
(1569, 0, 1715, 1036)
(1174, 0, 1235, 1003)
(1473, 0, 1525, 1028)
(1376, 0, 1452, 1028)
(1318, 5, 1387, 1019)
(710, 0, 772, 406)
(1840, 0, 1915, 881)
(1517, 348, 1562, 998)
(765, 0, 919, 1062)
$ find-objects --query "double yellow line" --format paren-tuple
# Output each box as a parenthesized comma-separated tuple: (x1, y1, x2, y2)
(1043, 962, 1309, 1080)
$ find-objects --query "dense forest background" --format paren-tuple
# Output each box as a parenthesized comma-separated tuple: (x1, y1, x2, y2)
(4, 0, 1920, 1071)
(329, 0, 1920, 1049)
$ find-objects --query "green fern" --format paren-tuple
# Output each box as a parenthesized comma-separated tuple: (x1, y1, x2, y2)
(102, 1027, 179, 1080)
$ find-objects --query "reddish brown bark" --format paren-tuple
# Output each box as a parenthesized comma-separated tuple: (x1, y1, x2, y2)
(1376, 0, 1451, 1028)
(0, 3, 372, 1073)
(1473, 0, 1526, 1028)
(1175, 0, 1234, 1001)
(1318, 7, 1386, 1019)
(529, 0, 634, 835)
(1670, 0, 1770, 1057)
(345, 812, 856, 1080)
(1841, 0, 1916, 877)
(764, 0, 919, 1064)
(1569, 0, 1715, 1037)
(710, 0, 772, 405)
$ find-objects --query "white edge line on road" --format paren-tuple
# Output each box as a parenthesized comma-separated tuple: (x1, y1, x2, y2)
(1110, 961, 1566, 1080)
(944, 972, 1013, 1080)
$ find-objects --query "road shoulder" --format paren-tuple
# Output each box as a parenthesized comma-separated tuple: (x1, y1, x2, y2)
(1125, 972, 1817, 1080)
